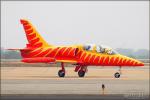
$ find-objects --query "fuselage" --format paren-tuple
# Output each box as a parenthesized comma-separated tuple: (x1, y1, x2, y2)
(21, 45, 144, 66)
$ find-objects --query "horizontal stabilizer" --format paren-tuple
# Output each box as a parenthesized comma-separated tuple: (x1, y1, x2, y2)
(7, 48, 31, 51)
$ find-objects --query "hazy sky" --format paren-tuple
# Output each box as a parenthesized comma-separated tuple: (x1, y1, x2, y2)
(1, 1, 149, 50)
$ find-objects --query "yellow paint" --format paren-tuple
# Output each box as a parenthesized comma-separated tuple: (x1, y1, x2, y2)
(24, 19, 52, 47)
(28, 47, 41, 54)
(67, 48, 74, 56)
(53, 47, 62, 57)
(56, 60, 77, 63)
(20, 19, 144, 66)
(61, 47, 68, 55)
(33, 47, 50, 57)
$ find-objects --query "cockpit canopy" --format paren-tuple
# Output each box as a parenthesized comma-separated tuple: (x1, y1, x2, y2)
(83, 44, 118, 55)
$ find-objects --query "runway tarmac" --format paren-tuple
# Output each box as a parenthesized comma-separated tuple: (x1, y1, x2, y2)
(1, 64, 149, 99)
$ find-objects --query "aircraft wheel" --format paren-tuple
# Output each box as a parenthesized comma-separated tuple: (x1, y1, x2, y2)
(58, 70, 65, 77)
(78, 70, 85, 77)
(114, 72, 120, 78)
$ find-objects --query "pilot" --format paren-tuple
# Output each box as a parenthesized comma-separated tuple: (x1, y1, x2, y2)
(96, 46, 104, 53)
(100, 47, 105, 53)
(83, 45, 91, 51)
(105, 48, 112, 54)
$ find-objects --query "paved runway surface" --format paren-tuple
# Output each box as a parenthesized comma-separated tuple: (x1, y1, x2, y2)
(1, 65, 149, 99)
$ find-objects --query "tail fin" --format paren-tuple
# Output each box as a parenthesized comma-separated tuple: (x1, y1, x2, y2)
(20, 19, 52, 48)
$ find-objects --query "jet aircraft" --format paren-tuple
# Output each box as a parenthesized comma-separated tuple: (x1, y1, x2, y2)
(8, 19, 144, 78)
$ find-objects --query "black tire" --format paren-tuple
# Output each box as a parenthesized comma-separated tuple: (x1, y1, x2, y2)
(58, 70, 65, 77)
(78, 70, 85, 77)
(114, 72, 120, 78)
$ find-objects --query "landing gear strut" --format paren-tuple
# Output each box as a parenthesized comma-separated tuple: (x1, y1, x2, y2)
(58, 62, 65, 77)
(114, 66, 122, 78)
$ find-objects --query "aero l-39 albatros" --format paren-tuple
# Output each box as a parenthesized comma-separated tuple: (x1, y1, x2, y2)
(8, 19, 144, 78)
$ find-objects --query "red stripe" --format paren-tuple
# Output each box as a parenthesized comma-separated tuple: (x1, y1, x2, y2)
(54, 47, 64, 57)
(33, 42, 43, 47)
(85, 54, 91, 61)
(134, 62, 138, 66)
(109, 57, 114, 65)
(27, 48, 43, 57)
(47, 48, 59, 57)
(69, 48, 76, 56)
(99, 56, 104, 65)
(90, 55, 95, 63)
(20, 20, 28, 24)
(85, 54, 91, 63)
(63, 47, 72, 56)
(58, 47, 65, 56)
(78, 51, 83, 57)
(113, 57, 119, 65)
(27, 33, 36, 40)
(24, 25, 31, 30)
(59, 47, 67, 55)
(94, 56, 100, 64)
(52, 48, 60, 57)
(26, 29, 33, 34)
(35, 48, 52, 57)
(122, 59, 126, 66)
(126, 60, 131, 65)
(130, 61, 134, 66)
(30, 38, 40, 44)
(104, 56, 109, 65)
(81, 53, 87, 60)
(118, 58, 123, 65)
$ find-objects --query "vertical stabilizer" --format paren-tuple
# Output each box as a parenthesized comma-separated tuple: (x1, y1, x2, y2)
(20, 19, 52, 48)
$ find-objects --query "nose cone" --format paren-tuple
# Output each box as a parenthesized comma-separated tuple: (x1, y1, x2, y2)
(129, 59, 144, 66)
(116, 55, 144, 66)
(136, 60, 144, 66)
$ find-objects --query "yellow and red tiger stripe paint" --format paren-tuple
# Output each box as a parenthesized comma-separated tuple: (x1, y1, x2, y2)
(21, 46, 144, 67)
(19, 19, 144, 66)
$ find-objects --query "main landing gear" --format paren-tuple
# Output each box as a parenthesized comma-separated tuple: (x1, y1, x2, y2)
(78, 70, 85, 77)
(114, 66, 122, 78)
(58, 62, 65, 77)
(58, 63, 87, 77)
(75, 66, 87, 77)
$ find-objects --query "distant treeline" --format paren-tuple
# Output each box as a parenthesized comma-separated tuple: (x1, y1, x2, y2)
(115, 48, 149, 59)
(0, 47, 149, 59)
(1, 48, 22, 59)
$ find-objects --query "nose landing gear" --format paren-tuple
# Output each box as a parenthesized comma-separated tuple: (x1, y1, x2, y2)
(114, 72, 120, 78)
(114, 66, 122, 78)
